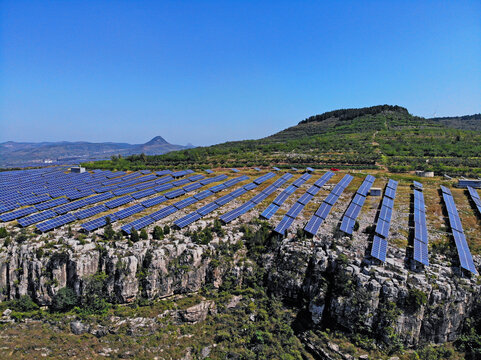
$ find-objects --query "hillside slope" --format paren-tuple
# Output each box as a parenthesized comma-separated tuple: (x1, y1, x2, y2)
(430, 113, 481, 132)
(87, 106, 481, 176)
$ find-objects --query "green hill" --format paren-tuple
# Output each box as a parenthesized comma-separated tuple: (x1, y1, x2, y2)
(430, 113, 481, 132)
(86, 105, 481, 176)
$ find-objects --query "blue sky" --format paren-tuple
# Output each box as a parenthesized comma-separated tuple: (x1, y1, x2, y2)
(1, 1, 480, 146)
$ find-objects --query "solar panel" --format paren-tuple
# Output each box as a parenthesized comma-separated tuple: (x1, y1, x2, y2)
(18, 209, 58, 227)
(468, 186, 480, 200)
(193, 190, 213, 201)
(340, 216, 356, 235)
(324, 193, 339, 206)
(274, 215, 294, 235)
(414, 222, 428, 243)
(0, 206, 37, 222)
(352, 194, 366, 206)
(315, 202, 332, 219)
(183, 182, 203, 192)
(210, 184, 226, 193)
(260, 203, 280, 219)
(250, 192, 268, 204)
(75, 204, 108, 220)
(382, 197, 394, 209)
(36, 213, 77, 232)
(216, 194, 234, 206)
(297, 193, 314, 205)
(441, 185, 451, 195)
(165, 189, 186, 199)
(188, 174, 205, 182)
(292, 174, 311, 188)
(131, 188, 156, 200)
(378, 205, 392, 222)
(113, 204, 145, 220)
(387, 179, 398, 191)
(384, 187, 396, 200)
(413, 240, 429, 266)
(150, 206, 177, 221)
(413, 181, 423, 190)
(345, 203, 361, 220)
(205, 169, 214, 174)
(313, 172, 334, 188)
(197, 202, 219, 216)
(121, 216, 155, 234)
(230, 188, 248, 199)
(273, 192, 290, 206)
(172, 178, 191, 187)
(375, 218, 390, 238)
(371, 235, 388, 262)
(154, 183, 174, 192)
(104, 195, 133, 209)
(304, 215, 324, 236)
(285, 202, 305, 218)
(231, 168, 239, 173)
(173, 197, 198, 210)
(243, 183, 258, 191)
(141, 196, 167, 208)
(306, 185, 321, 196)
(174, 212, 202, 228)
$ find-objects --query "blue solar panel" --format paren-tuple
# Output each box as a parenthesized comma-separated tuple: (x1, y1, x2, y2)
(197, 202, 219, 216)
(274, 215, 295, 235)
(339, 216, 356, 235)
(104, 195, 133, 209)
(304, 215, 324, 236)
(324, 193, 339, 206)
(174, 212, 202, 228)
(387, 179, 398, 191)
(174, 197, 198, 210)
(210, 184, 226, 193)
(285, 202, 305, 218)
(441, 185, 451, 195)
(413, 181, 423, 190)
(243, 183, 258, 191)
(154, 183, 174, 192)
(375, 218, 390, 238)
(193, 190, 213, 201)
(36, 213, 77, 232)
(18, 209, 58, 227)
(230, 188, 248, 199)
(0, 206, 37, 222)
(314, 202, 332, 219)
(249, 192, 268, 204)
(379, 205, 392, 222)
(75, 204, 108, 220)
(352, 194, 366, 206)
(313, 172, 334, 188)
(131, 188, 156, 200)
(216, 194, 234, 206)
(165, 189, 186, 199)
(150, 206, 177, 221)
(345, 203, 361, 220)
(292, 174, 311, 188)
(413, 240, 429, 266)
(306, 185, 321, 196)
(468, 186, 480, 200)
(183, 182, 203, 192)
(371, 235, 388, 262)
(121, 216, 155, 234)
(141, 196, 167, 208)
(382, 197, 394, 209)
(260, 203, 280, 219)
(113, 204, 145, 220)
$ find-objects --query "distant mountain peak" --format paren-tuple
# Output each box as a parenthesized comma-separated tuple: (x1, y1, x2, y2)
(145, 136, 169, 146)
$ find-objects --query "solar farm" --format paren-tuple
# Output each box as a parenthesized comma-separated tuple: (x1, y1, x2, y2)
(0, 166, 480, 276)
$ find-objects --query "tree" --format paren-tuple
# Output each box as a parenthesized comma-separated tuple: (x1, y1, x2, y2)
(51, 287, 78, 312)
(131, 227, 139, 242)
(152, 226, 164, 240)
(0, 227, 8, 238)
(140, 228, 148, 240)
(104, 217, 115, 240)
(80, 272, 110, 314)
(163, 225, 171, 235)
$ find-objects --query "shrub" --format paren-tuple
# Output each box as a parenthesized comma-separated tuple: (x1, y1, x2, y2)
(152, 226, 164, 240)
(10, 295, 39, 312)
(140, 229, 148, 240)
(406, 288, 427, 312)
(0, 227, 8, 238)
(130, 227, 139, 242)
(51, 287, 78, 312)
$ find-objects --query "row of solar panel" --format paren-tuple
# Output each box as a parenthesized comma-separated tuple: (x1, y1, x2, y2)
(370, 180, 398, 262)
(121, 174, 257, 233)
(260, 173, 312, 220)
(412, 186, 429, 266)
(78, 174, 229, 232)
(441, 187, 477, 274)
(467, 186, 481, 219)
(274, 171, 335, 235)
(219, 173, 293, 224)
(339, 175, 376, 235)
(304, 174, 354, 236)
(172, 173, 278, 230)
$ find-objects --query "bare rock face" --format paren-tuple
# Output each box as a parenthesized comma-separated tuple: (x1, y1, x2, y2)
(177, 300, 217, 323)
(264, 237, 481, 348)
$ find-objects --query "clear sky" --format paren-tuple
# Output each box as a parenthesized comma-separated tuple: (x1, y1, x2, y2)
(1, 1, 480, 146)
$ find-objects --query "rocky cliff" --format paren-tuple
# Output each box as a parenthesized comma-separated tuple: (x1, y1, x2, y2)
(0, 224, 479, 351)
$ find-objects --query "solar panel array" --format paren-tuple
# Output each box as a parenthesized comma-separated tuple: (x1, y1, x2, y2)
(370, 179, 398, 262)
(339, 175, 375, 235)
(121, 174, 254, 233)
(172, 173, 277, 229)
(82, 174, 229, 232)
(274, 171, 334, 236)
(260, 173, 311, 220)
(220, 173, 293, 223)
(467, 186, 481, 219)
(441, 186, 478, 274)
(412, 183, 429, 266)
(304, 174, 354, 236)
